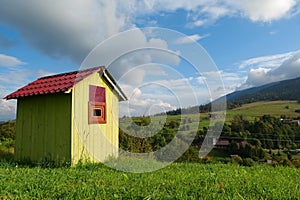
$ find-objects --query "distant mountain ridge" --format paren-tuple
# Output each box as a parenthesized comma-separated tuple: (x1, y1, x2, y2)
(164, 76, 300, 115)
(225, 76, 300, 109)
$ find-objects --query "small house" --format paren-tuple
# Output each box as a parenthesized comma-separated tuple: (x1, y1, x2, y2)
(5, 66, 127, 165)
(215, 139, 230, 149)
(281, 119, 300, 126)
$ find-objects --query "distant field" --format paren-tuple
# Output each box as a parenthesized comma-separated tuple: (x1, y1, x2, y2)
(120, 101, 300, 131)
(0, 162, 299, 199)
(187, 101, 300, 129)
(226, 101, 300, 122)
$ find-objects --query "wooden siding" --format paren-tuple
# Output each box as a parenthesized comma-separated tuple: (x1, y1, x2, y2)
(15, 93, 71, 163)
(71, 72, 119, 164)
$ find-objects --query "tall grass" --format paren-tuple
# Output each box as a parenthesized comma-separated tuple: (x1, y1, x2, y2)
(0, 161, 299, 199)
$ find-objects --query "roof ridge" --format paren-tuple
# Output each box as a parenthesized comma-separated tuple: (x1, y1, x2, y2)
(38, 66, 105, 80)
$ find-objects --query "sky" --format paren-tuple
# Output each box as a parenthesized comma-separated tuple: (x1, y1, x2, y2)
(0, 0, 300, 120)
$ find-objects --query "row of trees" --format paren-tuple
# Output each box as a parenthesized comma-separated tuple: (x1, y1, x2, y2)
(119, 114, 300, 163)
(0, 121, 16, 156)
(1, 115, 299, 164)
(222, 115, 300, 149)
(0, 121, 15, 141)
(119, 117, 178, 154)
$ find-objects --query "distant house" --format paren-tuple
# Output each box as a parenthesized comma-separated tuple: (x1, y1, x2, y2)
(5, 66, 127, 165)
(280, 119, 300, 126)
(236, 141, 248, 149)
(205, 138, 230, 149)
(215, 140, 230, 149)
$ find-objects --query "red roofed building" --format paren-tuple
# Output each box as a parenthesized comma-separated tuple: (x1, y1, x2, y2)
(215, 140, 230, 149)
(5, 66, 127, 165)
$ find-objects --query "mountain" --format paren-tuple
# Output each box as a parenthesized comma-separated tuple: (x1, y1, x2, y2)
(165, 76, 300, 115)
(225, 76, 300, 109)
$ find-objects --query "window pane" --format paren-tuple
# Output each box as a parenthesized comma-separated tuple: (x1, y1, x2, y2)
(93, 109, 102, 116)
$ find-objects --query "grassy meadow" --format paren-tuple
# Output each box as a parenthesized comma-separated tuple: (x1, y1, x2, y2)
(0, 161, 300, 199)
(175, 100, 300, 130)
(120, 100, 300, 134)
(1, 100, 300, 199)
(226, 101, 300, 122)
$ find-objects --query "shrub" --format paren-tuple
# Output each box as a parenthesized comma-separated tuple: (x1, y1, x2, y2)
(231, 155, 243, 165)
(176, 147, 200, 163)
(292, 159, 300, 168)
(279, 158, 294, 167)
(0, 148, 14, 162)
(242, 158, 256, 167)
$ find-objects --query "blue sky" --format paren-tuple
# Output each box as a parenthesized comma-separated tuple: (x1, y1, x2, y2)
(1, 0, 300, 120)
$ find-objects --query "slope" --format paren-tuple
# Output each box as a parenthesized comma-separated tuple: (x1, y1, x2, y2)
(226, 76, 300, 108)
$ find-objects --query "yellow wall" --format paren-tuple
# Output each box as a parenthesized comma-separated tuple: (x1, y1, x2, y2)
(71, 72, 119, 164)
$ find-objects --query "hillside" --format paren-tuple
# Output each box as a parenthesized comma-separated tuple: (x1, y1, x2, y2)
(226, 76, 300, 108)
(226, 100, 300, 121)
(170, 76, 300, 115)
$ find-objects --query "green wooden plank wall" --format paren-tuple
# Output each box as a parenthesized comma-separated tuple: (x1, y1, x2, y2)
(15, 93, 72, 163)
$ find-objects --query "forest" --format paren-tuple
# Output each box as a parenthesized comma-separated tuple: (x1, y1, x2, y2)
(119, 113, 300, 167)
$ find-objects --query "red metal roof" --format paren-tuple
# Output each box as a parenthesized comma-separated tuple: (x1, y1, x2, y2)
(5, 66, 105, 100)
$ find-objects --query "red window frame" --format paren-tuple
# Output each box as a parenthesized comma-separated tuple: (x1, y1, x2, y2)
(88, 101, 106, 124)
(88, 85, 106, 124)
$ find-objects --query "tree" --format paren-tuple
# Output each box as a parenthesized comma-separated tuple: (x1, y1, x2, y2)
(231, 115, 250, 134)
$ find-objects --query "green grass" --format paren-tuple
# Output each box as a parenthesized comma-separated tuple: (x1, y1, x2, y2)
(226, 101, 300, 122)
(1, 101, 300, 199)
(0, 161, 299, 199)
(196, 100, 300, 128)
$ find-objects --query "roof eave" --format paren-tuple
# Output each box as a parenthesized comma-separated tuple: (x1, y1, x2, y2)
(101, 70, 127, 101)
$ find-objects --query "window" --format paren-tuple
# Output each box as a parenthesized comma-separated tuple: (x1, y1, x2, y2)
(93, 109, 102, 117)
(89, 101, 106, 124)
(88, 85, 106, 124)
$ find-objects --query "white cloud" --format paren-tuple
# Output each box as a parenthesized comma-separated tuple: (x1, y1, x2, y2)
(174, 34, 209, 44)
(118, 74, 214, 117)
(219, 71, 247, 93)
(0, 68, 32, 85)
(199, 70, 246, 97)
(242, 51, 300, 88)
(244, 67, 272, 87)
(228, 0, 297, 22)
(0, 66, 56, 121)
(0, 0, 298, 66)
(117, 66, 233, 117)
(238, 51, 297, 69)
(187, 0, 298, 25)
(193, 20, 206, 27)
(0, 0, 127, 63)
(0, 83, 17, 121)
(140, 0, 298, 27)
(0, 54, 26, 67)
(0, 0, 299, 120)
(0, 99, 16, 121)
(81, 28, 180, 86)
(119, 87, 177, 117)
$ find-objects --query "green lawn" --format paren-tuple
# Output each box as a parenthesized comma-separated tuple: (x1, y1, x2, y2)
(0, 161, 299, 199)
